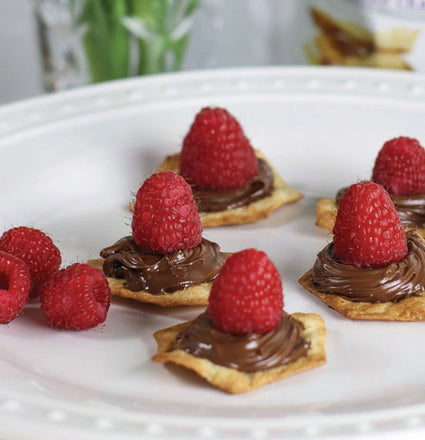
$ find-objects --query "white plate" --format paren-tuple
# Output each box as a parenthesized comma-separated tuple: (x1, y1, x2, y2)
(1, 67, 425, 440)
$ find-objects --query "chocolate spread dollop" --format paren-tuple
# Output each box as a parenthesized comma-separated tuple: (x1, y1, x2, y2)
(193, 159, 274, 212)
(336, 187, 425, 228)
(177, 311, 310, 372)
(310, 233, 425, 303)
(389, 194, 425, 229)
(100, 237, 226, 295)
(311, 8, 375, 60)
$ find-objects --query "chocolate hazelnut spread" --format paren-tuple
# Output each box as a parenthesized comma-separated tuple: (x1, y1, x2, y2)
(336, 186, 425, 228)
(311, 7, 375, 59)
(177, 311, 310, 372)
(310, 233, 425, 303)
(193, 159, 274, 212)
(100, 237, 226, 295)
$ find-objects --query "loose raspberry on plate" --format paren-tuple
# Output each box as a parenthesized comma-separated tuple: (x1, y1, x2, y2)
(372, 136, 425, 196)
(333, 181, 408, 268)
(180, 107, 258, 191)
(40, 263, 111, 330)
(0, 226, 61, 298)
(208, 248, 283, 334)
(0, 251, 31, 324)
(132, 171, 202, 255)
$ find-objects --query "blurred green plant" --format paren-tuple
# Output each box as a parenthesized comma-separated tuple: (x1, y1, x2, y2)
(72, 0, 200, 83)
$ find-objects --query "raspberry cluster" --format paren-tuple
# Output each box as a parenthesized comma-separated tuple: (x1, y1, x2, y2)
(0, 226, 110, 329)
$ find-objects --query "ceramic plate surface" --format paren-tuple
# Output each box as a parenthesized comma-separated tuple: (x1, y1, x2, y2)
(1, 67, 425, 440)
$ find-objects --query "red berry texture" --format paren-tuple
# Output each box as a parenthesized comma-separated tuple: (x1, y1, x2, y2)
(333, 181, 408, 268)
(132, 171, 202, 255)
(0, 226, 61, 298)
(0, 251, 31, 324)
(208, 248, 283, 334)
(180, 107, 258, 191)
(372, 136, 425, 196)
(40, 263, 111, 330)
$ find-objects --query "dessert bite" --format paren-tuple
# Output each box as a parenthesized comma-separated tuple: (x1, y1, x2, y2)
(89, 171, 227, 307)
(301, 182, 425, 321)
(317, 137, 425, 231)
(153, 249, 326, 393)
(132, 107, 303, 227)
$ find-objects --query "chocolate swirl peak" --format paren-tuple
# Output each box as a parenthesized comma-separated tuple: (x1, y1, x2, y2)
(193, 159, 274, 212)
(177, 311, 309, 372)
(100, 237, 226, 295)
(336, 186, 425, 229)
(310, 233, 425, 303)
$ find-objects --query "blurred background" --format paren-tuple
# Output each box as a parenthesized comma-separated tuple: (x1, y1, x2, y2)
(1, 0, 425, 105)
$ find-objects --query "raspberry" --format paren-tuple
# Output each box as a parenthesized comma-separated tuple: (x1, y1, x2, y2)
(207, 249, 283, 334)
(132, 171, 202, 254)
(0, 227, 61, 298)
(0, 251, 31, 324)
(333, 181, 408, 268)
(372, 136, 425, 195)
(180, 107, 258, 191)
(40, 263, 110, 330)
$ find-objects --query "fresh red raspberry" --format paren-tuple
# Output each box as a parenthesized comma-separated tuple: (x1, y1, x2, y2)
(0, 227, 61, 298)
(132, 171, 202, 254)
(207, 249, 283, 334)
(0, 251, 31, 324)
(333, 181, 408, 268)
(180, 107, 258, 191)
(372, 136, 425, 195)
(40, 263, 110, 330)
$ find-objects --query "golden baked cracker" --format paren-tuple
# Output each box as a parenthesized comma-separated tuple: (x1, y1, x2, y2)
(375, 28, 420, 52)
(311, 8, 373, 44)
(88, 258, 211, 307)
(152, 312, 326, 394)
(314, 33, 412, 70)
(129, 151, 303, 227)
(316, 198, 337, 231)
(345, 52, 412, 70)
(299, 270, 425, 321)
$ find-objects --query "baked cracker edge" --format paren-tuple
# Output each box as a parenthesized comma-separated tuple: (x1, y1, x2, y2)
(88, 258, 210, 307)
(299, 269, 425, 321)
(152, 312, 326, 394)
(316, 198, 337, 231)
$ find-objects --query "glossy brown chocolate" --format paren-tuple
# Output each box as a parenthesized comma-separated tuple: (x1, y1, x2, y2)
(177, 311, 310, 372)
(310, 233, 425, 303)
(100, 237, 226, 295)
(193, 159, 274, 212)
